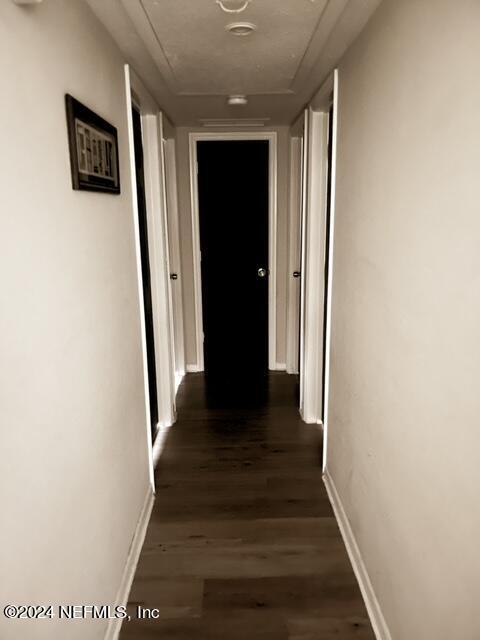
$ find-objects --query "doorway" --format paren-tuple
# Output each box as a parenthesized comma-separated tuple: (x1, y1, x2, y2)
(297, 97, 336, 425)
(197, 140, 269, 383)
(131, 106, 158, 437)
(189, 132, 278, 375)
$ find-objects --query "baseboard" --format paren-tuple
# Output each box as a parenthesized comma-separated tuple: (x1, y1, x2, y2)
(152, 421, 174, 468)
(174, 372, 184, 393)
(299, 406, 319, 424)
(323, 470, 392, 640)
(274, 362, 287, 371)
(105, 488, 155, 640)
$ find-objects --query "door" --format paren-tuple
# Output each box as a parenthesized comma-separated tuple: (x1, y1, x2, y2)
(197, 140, 269, 382)
(132, 107, 158, 436)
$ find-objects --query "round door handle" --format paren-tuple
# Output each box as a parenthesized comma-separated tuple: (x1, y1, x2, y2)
(257, 267, 268, 278)
(293, 271, 301, 278)
(170, 273, 178, 280)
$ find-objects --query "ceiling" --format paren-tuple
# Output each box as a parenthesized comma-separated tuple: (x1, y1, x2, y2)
(137, 0, 330, 95)
(86, 0, 382, 126)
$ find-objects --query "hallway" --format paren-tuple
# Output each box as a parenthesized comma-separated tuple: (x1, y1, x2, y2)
(5, 2, 480, 638)
(121, 373, 375, 639)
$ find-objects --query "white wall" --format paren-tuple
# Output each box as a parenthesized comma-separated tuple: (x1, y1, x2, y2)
(327, 0, 480, 638)
(0, 2, 151, 638)
(175, 126, 290, 369)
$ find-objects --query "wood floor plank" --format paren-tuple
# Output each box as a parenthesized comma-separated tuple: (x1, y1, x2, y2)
(287, 615, 376, 639)
(203, 575, 368, 614)
(120, 373, 375, 639)
(140, 517, 342, 546)
(127, 577, 203, 620)
(121, 611, 288, 640)
(134, 542, 353, 580)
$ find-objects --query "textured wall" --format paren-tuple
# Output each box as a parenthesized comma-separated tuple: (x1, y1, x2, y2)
(0, 1, 151, 638)
(327, 1, 480, 637)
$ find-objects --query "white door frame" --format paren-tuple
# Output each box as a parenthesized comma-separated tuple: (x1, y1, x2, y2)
(300, 70, 338, 428)
(312, 70, 339, 472)
(301, 106, 330, 424)
(124, 65, 176, 490)
(299, 109, 309, 413)
(157, 118, 177, 419)
(301, 108, 329, 424)
(164, 137, 186, 389)
(188, 131, 278, 372)
(286, 135, 303, 374)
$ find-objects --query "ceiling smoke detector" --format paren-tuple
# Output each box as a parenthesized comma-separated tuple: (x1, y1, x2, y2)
(216, 0, 253, 13)
(227, 95, 248, 106)
(225, 21, 257, 36)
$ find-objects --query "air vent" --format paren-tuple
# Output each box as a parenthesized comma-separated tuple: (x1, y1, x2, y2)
(199, 118, 270, 129)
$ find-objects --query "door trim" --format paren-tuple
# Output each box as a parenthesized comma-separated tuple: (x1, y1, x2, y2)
(189, 131, 278, 372)
(157, 116, 178, 420)
(124, 65, 176, 492)
(318, 70, 339, 473)
(164, 138, 186, 388)
(299, 69, 339, 450)
(299, 110, 309, 413)
(286, 135, 303, 374)
(300, 107, 330, 425)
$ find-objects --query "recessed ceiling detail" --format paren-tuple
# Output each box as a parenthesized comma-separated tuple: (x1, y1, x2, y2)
(87, 0, 383, 124)
(136, 0, 329, 96)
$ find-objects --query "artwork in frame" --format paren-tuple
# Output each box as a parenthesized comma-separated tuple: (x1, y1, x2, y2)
(65, 94, 120, 194)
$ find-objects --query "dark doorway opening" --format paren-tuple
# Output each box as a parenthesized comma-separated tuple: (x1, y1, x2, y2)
(197, 140, 269, 405)
(132, 106, 158, 437)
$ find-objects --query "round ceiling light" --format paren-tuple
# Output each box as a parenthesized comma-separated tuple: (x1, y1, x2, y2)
(216, 0, 253, 13)
(225, 21, 257, 36)
(228, 95, 248, 106)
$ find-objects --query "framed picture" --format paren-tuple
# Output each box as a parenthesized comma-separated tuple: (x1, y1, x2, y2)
(65, 94, 120, 194)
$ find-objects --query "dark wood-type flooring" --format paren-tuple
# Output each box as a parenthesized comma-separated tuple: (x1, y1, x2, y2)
(121, 372, 375, 639)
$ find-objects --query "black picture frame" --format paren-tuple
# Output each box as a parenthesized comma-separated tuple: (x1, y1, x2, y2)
(65, 94, 120, 194)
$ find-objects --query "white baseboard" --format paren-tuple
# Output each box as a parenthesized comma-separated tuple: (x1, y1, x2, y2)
(174, 372, 184, 393)
(274, 362, 287, 371)
(152, 421, 174, 468)
(300, 406, 319, 424)
(323, 470, 392, 640)
(105, 488, 155, 640)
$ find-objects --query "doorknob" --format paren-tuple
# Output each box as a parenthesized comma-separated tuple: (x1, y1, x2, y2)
(257, 267, 268, 278)
(170, 273, 178, 280)
(293, 271, 301, 278)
